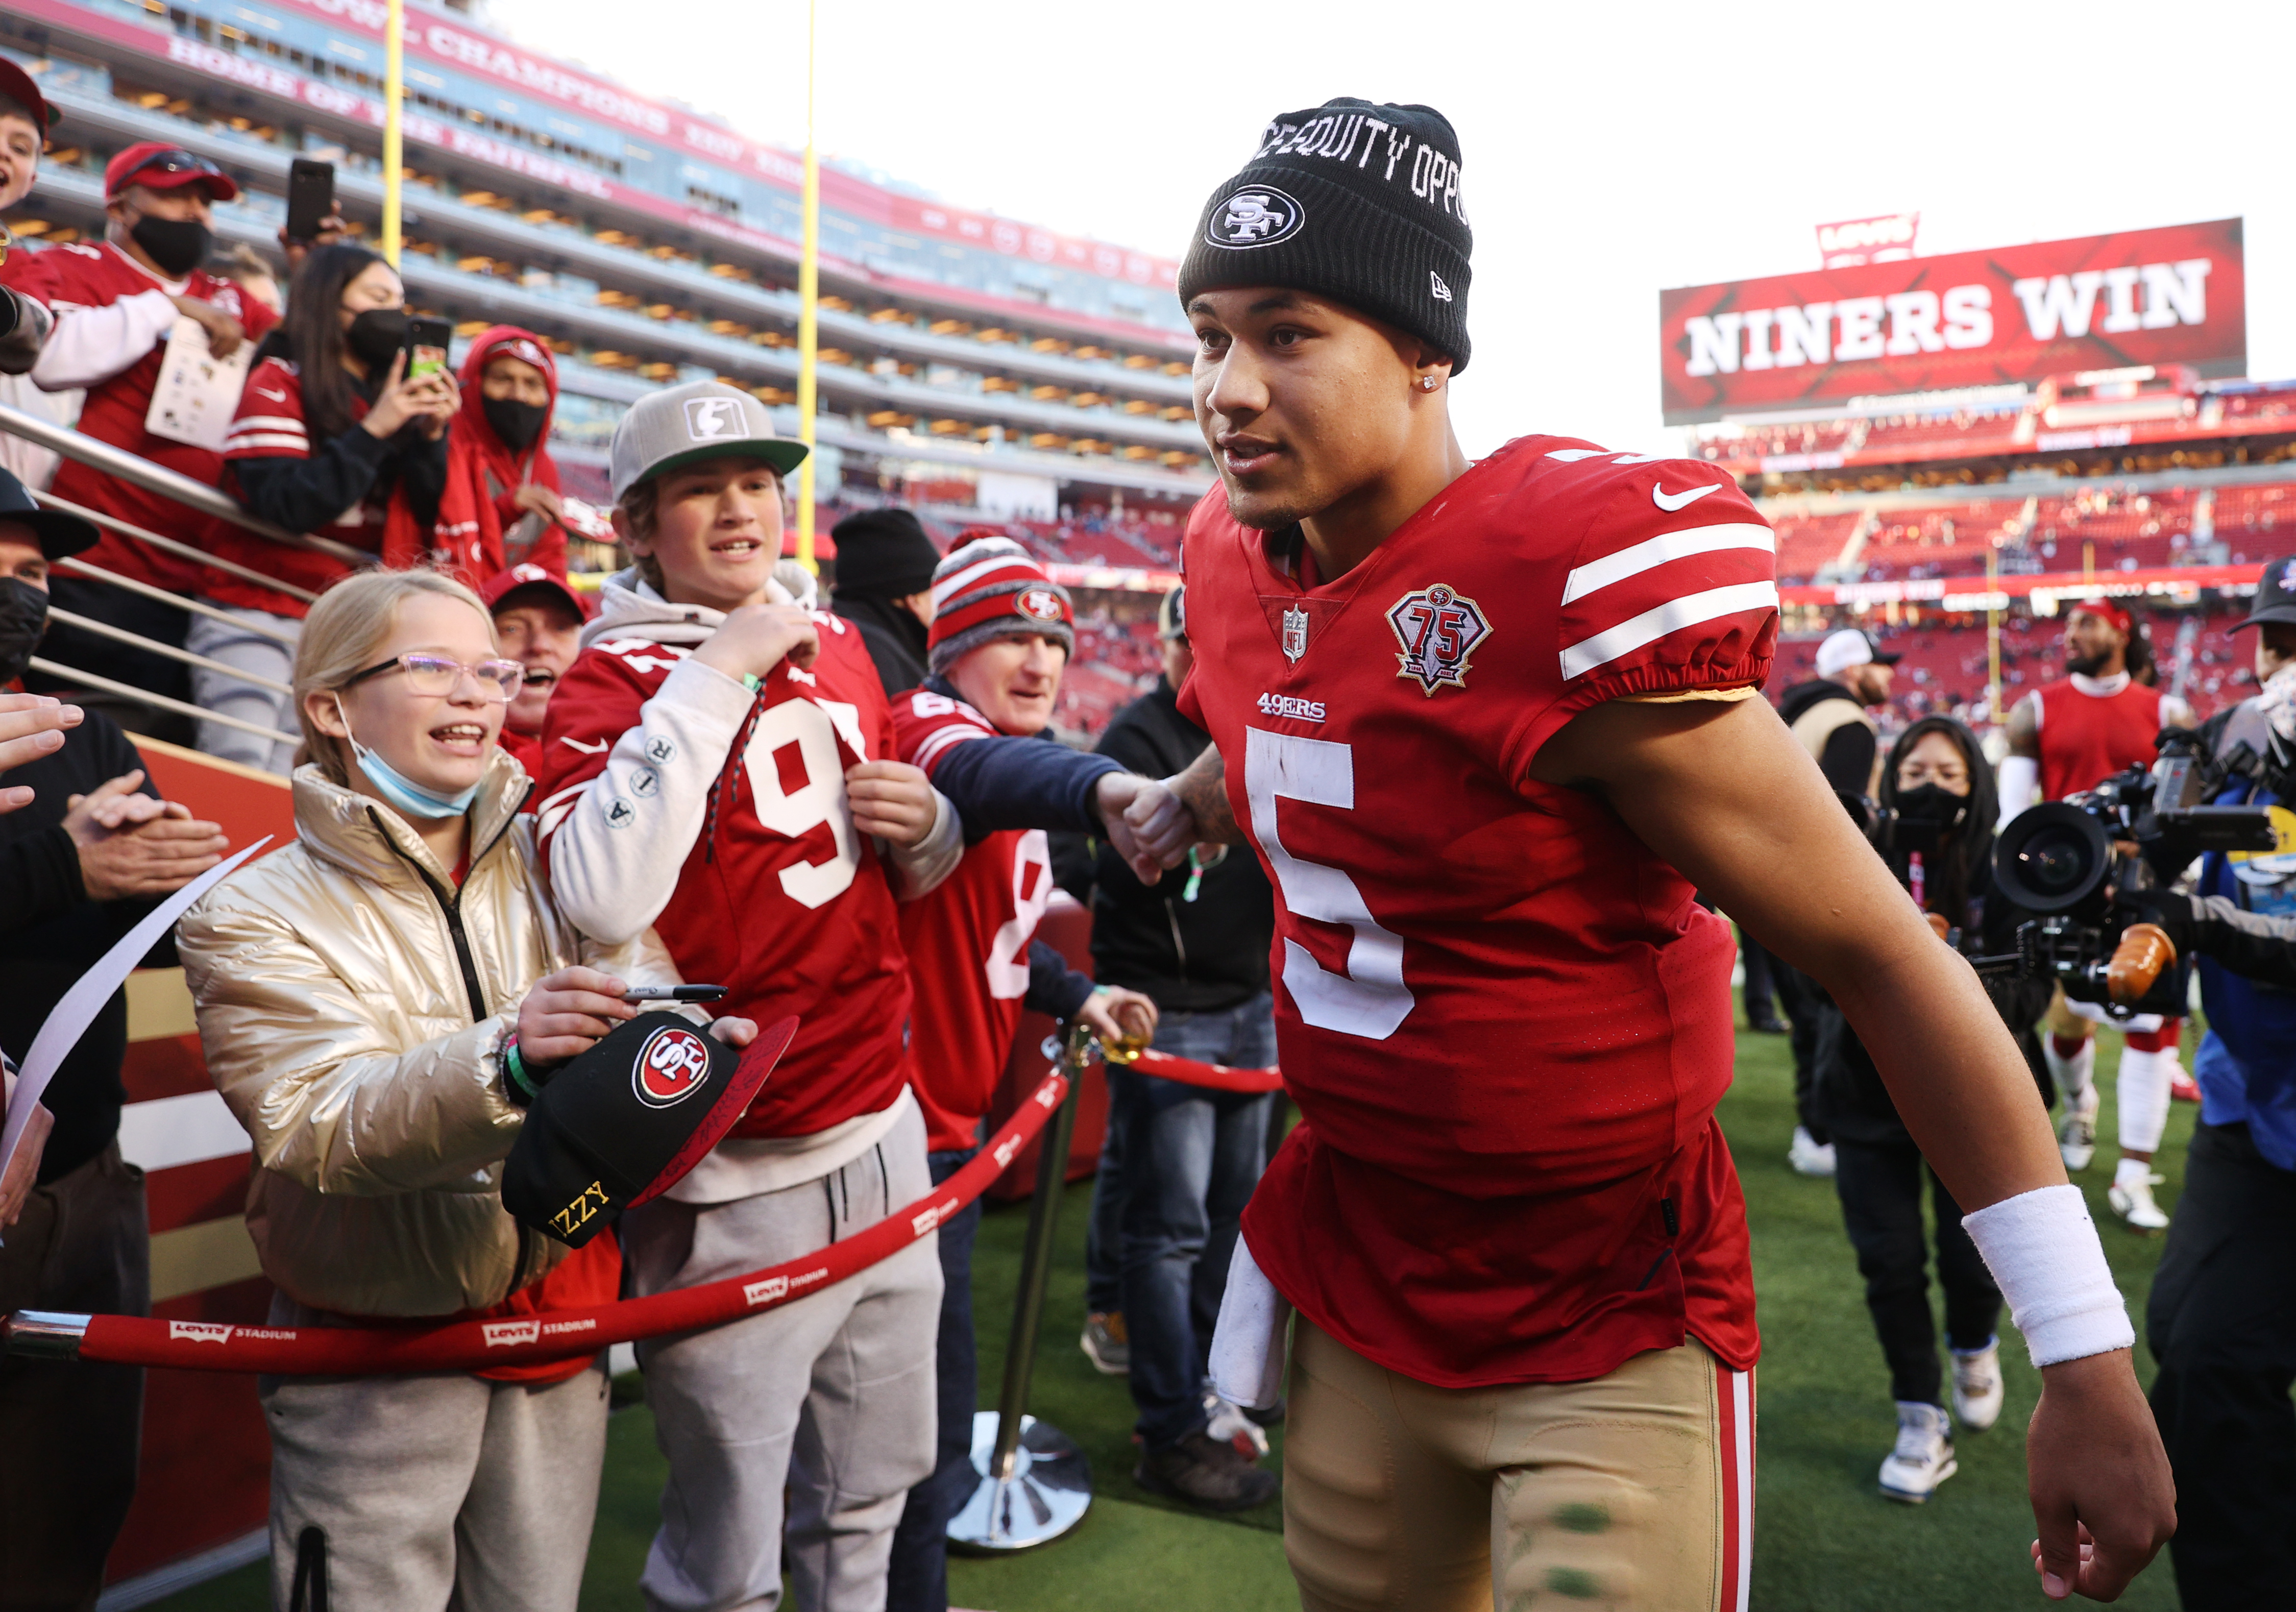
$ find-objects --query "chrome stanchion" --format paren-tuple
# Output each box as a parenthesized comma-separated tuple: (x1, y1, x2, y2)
(947, 1021, 1094, 1552)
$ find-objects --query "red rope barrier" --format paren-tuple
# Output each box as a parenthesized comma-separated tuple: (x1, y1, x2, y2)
(1119, 1048, 1284, 1095)
(10, 1073, 1070, 1375)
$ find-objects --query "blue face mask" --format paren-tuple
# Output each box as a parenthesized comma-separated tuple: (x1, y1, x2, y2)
(335, 695, 480, 820)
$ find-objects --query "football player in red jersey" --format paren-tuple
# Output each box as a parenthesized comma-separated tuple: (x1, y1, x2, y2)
(536, 381, 963, 1612)
(883, 533, 1166, 1607)
(2001, 600, 2196, 1229)
(1117, 100, 2175, 1608)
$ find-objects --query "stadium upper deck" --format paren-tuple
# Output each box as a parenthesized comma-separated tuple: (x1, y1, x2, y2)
(0, 0, 1215, 523)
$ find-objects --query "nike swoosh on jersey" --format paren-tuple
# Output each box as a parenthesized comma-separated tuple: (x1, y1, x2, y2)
(1652, 482, 1723, 512)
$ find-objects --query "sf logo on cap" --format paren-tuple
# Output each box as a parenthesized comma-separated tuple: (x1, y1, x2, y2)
(1016, 587, 1065, 623)
(684, 397, 743, 441)
(633, 1025, 712, 1108)
(1207, 186, 1305, 250)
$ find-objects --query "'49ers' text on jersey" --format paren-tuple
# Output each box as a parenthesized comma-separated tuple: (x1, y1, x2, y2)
(1178, 435, 1779, 1390)
(891, 688, 1056, 1152)
(537, 618, 911, 1140)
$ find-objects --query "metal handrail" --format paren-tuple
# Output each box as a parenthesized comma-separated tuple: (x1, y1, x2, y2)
(45, 607, 295, 698)
(26, 657, 297, 749)
(35, 488, 322, 606)
(0, 402, 373, 568)
(57, 558, 301, 647)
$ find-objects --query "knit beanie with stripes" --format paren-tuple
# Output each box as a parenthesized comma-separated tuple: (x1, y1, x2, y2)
(926, 535, 1076, 675)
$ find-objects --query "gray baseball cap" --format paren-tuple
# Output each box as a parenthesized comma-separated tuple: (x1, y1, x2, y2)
(608, 380, 809, 501)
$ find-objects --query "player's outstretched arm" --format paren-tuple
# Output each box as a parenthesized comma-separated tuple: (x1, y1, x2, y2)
(1533, 692, 2175, 1603)
(1118, 742, 1243, 886)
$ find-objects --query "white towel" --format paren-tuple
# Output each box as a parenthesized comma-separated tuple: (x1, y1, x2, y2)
(1207, 1234, 1292, 1411)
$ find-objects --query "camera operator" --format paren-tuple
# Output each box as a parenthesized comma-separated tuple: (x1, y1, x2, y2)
(1813, 716, 2055, 1504)
(2121, 559, 2296, 1608)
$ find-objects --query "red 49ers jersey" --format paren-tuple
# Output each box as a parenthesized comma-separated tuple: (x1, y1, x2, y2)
(9, 241, 277, 590)
(539, 618, 911, 1140)
(1179, 435, 1778, 1388)
(2030, 676, 2167, 801)
(891, 689, 1056, 1152)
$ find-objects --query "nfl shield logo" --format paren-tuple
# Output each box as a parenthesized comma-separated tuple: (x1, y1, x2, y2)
(1281, 604, 1309, 664)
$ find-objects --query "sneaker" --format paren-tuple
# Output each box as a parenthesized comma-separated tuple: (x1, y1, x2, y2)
(1878, 1402, 1957, 1503)
(1788, 1125, 1837, 1178)
(2058, 1084, 2099, 1172)
(1135, 1430, 1279, 1512)
(1949, 1339, 2003, 1432)
(1204, 1394, 1271, 1460)
(2169, 1069, 2201, 1104)
(1748, 1015, 1789, 1035)
(2109, 1169, 2170, 1232)
(1081, 1311, 1129, 1375)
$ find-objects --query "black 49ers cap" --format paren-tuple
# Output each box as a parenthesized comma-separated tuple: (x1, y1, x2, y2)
(500, 1011, 798, 1248)
(2236, 555, 2296, 630)
(1178, 99, 1473, 373)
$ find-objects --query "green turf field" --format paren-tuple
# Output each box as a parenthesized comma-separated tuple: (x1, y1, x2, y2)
(150, 1018, 2191, 1610)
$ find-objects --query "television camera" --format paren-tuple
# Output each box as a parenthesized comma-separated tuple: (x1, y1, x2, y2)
(1975, 730, 2279, 1016)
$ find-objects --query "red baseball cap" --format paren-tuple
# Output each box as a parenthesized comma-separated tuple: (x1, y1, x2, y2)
(481, 562, 588, 620)
(104, 141, 239, 203)
(2070, 597, 2133, 635)
(0, 59, 58, 131)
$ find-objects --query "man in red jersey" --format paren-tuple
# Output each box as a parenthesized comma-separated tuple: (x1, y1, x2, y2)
(481, 561, 585, 787)
(883, 532, 1165, 1608)
(3, 143, 275, 736)
(2002, 599, 2195, 1229)
(536, 381, 963, 1612)
(1117, 100, 2173, 1609)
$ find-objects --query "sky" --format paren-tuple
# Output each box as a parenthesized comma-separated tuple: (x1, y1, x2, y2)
(487, 0, 2295, 460)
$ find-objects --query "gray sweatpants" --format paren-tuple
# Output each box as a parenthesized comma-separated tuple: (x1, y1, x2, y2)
(186, 602, 301, 773)
(623, 1100, 941, 1612)
(260, 1312, 611, 1612)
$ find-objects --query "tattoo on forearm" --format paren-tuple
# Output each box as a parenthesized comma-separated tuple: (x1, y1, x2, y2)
(1175, 743, 1244, 845)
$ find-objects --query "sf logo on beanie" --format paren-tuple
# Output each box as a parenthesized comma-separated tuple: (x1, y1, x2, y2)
(1209, 187, 1304, 250)
(633, 1025, 713, 1108)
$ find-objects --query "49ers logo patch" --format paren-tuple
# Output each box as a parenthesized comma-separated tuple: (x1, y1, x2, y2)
(1015, 585, 1066, 623)
(1386, 583, 1491, 695)
(632, 1024, 713, 1108)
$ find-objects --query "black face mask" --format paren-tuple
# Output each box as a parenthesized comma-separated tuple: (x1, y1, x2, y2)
(1894, 782, 1970, 833)
(0, 576, 50, 687)
(483, 395, 549, 454)
(129, 213, 211, 279)
(345, 307, 410, 372)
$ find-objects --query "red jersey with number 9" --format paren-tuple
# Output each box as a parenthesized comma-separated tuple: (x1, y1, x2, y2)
(1178, 436, 1778, 1388)
(539, 615, 910, 1140)
(891, 688, 1058, 1152)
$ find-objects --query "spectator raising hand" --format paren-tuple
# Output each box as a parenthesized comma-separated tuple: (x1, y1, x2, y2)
(0, 694, 81, 813)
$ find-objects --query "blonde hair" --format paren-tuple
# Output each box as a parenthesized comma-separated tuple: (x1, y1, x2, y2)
(294, 569, 497, 785)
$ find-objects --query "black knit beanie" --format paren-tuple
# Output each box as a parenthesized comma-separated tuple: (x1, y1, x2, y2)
(1178, 100, 1472, 374)
(829, 508, 941, 598)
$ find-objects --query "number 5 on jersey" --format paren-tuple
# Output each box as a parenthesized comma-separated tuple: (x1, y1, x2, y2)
(1243, 727, 1414, 1039)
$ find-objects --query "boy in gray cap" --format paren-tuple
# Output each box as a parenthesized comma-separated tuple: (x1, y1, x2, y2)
(538, 380, 959, 1612)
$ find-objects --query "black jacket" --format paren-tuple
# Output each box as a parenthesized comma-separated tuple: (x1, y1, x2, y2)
(833, 594, 930, 698)
(0, 711, 172, 1184)
(1778, 678, 1878, 795)
(1054, 677, 1274, 1013)
(1810, 833, 2054, 1145)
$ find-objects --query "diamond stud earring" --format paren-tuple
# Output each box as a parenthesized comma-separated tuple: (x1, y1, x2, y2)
(1420, 376, 1438, 392)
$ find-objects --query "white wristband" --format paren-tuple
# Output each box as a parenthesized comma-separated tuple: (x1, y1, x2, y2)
(1961, 1184, 2134, 1367)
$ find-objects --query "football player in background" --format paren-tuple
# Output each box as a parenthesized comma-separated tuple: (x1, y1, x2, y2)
(882, 533, 1164, 1608)
(2000, 600, 2195, 1229)
(1120, 99, 2174, 1608)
